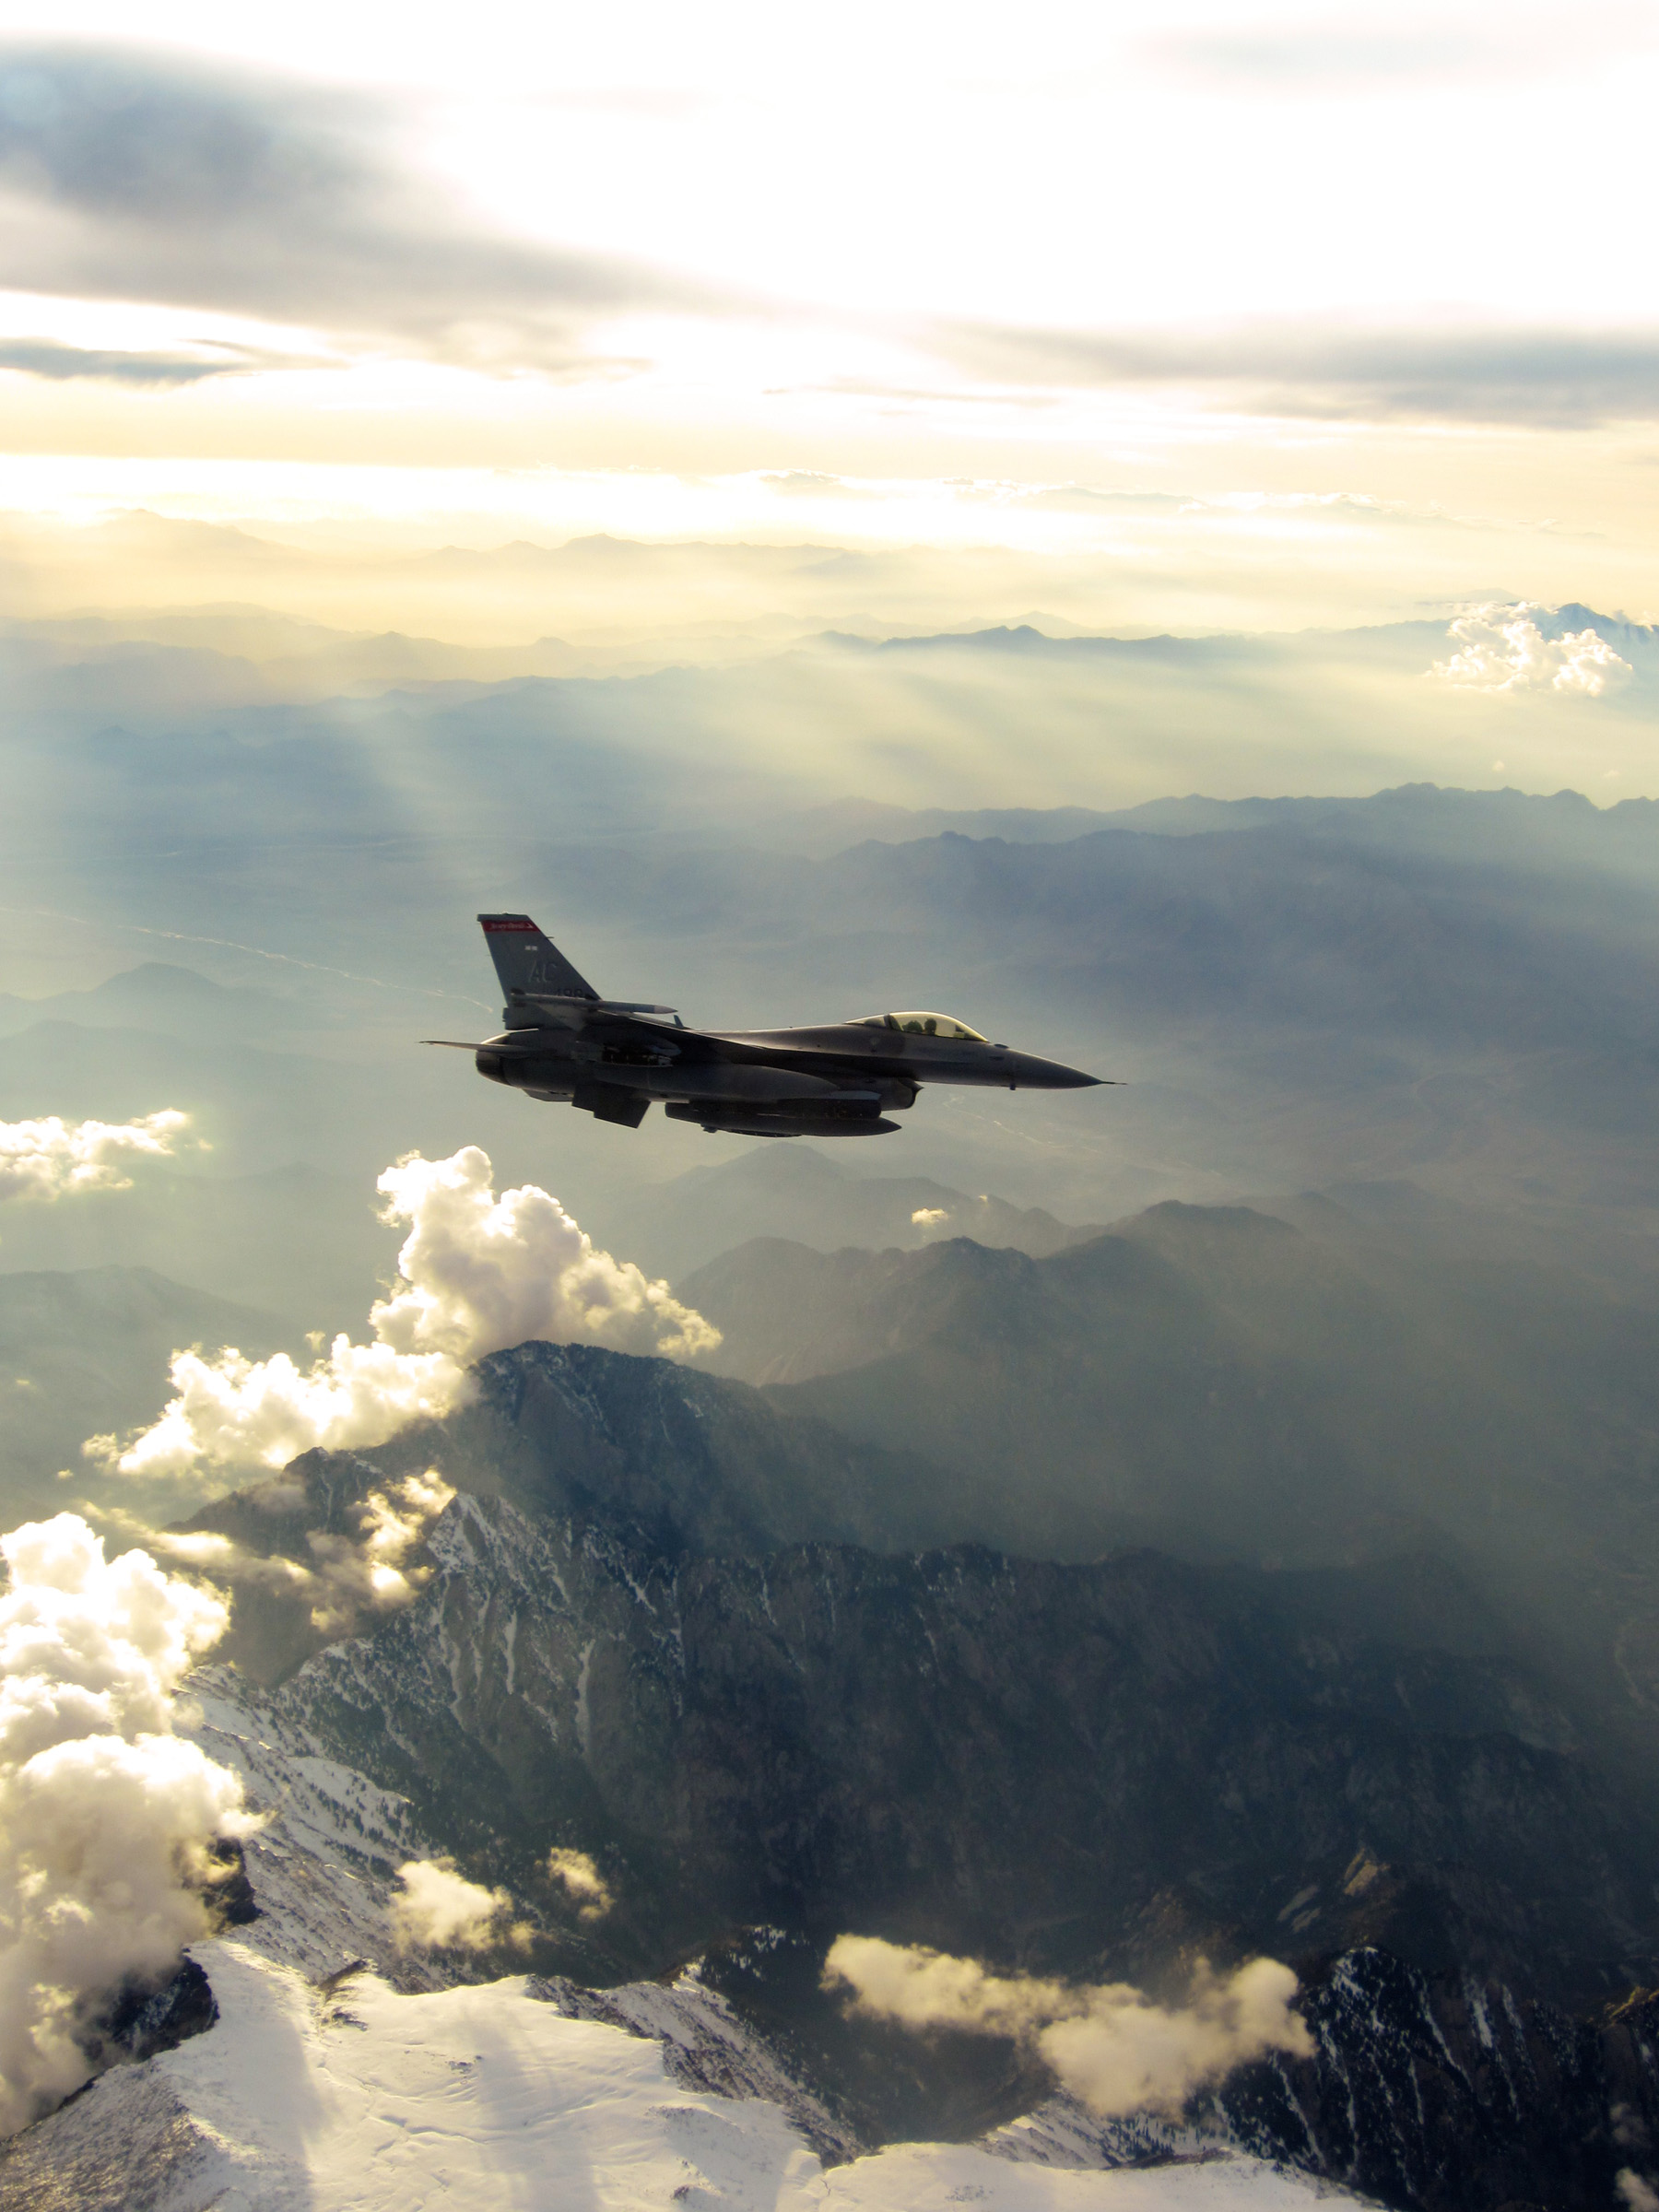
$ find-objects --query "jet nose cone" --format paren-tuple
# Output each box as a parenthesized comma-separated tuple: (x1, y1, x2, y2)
(1010, 1052, 1111, 1089)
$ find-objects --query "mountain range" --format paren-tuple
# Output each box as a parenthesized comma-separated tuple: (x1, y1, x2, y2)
(0, 1653, 1374, 2212)
(4, 770, 1658, 1256)
(686, 1190, 1659, 1784)
(5, 1177, 1658, 2202)
(140, 1350, 1659, 2206)
(6, 738, 1659, 2202)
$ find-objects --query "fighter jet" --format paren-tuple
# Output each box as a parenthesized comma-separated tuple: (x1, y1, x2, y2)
(428, 913, 1108, 1138)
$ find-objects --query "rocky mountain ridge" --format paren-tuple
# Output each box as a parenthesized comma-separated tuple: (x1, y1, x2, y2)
(142, 1291, 1659, 2208)
(603, 1139, 1100, 1284)
(166, 1473, 1659, 2207)
(270, 1490, 1658, 2005)
(1, 1649, 1361, 2212)
(179, 1337, 978, 1679)
(683, 1195, 1659, 1792)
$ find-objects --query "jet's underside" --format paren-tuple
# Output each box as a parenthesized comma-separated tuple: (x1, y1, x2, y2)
(476, 1021, 920, 1135)
(450, 912, 1103, 1137)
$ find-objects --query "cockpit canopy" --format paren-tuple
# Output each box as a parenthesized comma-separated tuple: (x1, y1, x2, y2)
(849, 1012, 988, 1041)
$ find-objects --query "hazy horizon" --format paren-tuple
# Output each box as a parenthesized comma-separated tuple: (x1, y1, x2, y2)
(0, 5, 1656, 696)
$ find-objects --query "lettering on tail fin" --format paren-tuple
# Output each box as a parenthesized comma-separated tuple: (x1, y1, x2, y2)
(478, 914, 600, 1005)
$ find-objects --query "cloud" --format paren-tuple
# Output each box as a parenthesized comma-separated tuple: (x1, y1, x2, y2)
(1618, 2173, 1659, 2212)
(546, 1847, 612, 1923)
(824, 1936, 1312, 2118)
(760, 472, 867, 499)
(937, 319, 1659, 429)
(1138, 14, 1653, 95)
(0, 44, 708, 368)
(299, 1469, 456, 1633)
(912, 1207, 948, 1226)
(0, 1512, 252, 2135)
(0, 339, 244, 386)
(1147, 27, 1486, 91)
(392, 1857, 523, 1952)
(88, 1145, 719, 1481)
(142, 1469, 456, 1637)
(140, 1525, 311, 1587)
(1008, 486, 1198, 516)
(0, 1110, 191, 1203)
(1615, 2104, 1653, 2153)
(1432, 604, 1633, 694)
(92, 1339, 462, 1485)
(369, 1147, 721, 1366)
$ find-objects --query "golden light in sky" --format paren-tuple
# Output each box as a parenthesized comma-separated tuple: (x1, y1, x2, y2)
(0, 2, 1654, 629)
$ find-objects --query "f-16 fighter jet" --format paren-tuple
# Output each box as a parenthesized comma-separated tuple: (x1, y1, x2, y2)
(429, 913, 1108, 1137)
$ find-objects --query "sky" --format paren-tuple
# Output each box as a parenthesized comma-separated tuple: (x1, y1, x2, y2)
(0, 2, 1655, 623)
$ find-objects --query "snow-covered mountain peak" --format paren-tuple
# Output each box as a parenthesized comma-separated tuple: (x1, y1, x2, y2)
(1, 1653, 1371, 2210)
(1, 1938, 1368, 2212)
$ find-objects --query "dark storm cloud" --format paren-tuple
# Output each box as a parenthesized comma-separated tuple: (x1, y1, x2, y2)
(0, 44, 713, 365)
(938, 320, 1659, 429)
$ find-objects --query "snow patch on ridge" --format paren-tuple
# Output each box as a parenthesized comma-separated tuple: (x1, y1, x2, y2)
(179, 1663, 448, 1989)
(534, 1967, 858, 2163)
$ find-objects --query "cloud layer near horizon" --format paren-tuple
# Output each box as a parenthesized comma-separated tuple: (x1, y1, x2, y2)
(940, 319, 1659, 429)
(1433, 604, 1633, 694)
(93, 1145, 720, 1481)
(825, 1936, 1312, 2118)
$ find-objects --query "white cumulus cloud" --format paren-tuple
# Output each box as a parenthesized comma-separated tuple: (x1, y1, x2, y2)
(912, 1207, 949, 1227)
(89, 1146, 719, 1483)
(368, 1147, 720, 1365)
(547, 1846, 612, 1923)
(392, 1857, 524, 1952)
(95, 1339, 462, 1484)
(0, 1513, 253, 2136)
(1433, 604, 1632, 695)
(0, 1110, 193, 1204)
(824, 1936, 1312, 2119)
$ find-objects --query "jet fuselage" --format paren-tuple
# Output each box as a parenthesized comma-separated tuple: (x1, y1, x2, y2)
(446, 914, 1105, 1137)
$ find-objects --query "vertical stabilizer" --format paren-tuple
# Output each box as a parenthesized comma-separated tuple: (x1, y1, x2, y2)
(478, 914, 599, 1012)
